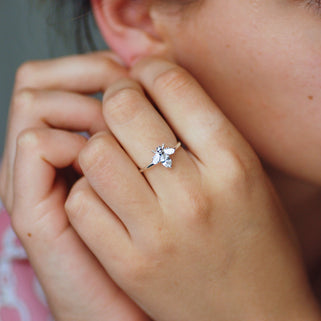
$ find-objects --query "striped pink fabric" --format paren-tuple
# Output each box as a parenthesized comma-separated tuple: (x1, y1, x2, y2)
(0, 202, 53, 321)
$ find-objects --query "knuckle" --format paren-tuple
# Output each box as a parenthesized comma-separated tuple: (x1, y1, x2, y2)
(65, 185, 86, 221)
(100, 58, 115, 75)
(218, 149, 261, 193)
(103, 85, 143, 125)
(100, 57, 124, 77)
(153, 66, 193, 93)
(78, 132, 109, 172)
(16, 128, 43, 149)
(15, 61, 37, 89)
(225, 152, 249, 185)
(12, 88, 36, 115)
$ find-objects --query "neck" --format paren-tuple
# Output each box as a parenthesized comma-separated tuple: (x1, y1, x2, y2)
(263, 163, 321, 276)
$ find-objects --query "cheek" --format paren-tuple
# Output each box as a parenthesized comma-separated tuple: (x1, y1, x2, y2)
(166, 2, 321, 184)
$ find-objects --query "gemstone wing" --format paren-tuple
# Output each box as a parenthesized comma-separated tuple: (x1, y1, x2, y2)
(164, 147, 175, 155)
(162, 158, 172, 168)
(152, 153, 161, 165)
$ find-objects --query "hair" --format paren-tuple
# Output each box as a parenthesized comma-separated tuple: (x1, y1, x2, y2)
(70, 0, 95, 52)
(39, 0, 97, 52)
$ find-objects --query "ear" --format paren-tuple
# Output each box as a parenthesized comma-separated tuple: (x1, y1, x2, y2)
(91, 0, 168, 66)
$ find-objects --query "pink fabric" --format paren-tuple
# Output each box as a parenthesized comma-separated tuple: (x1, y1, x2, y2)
(0, 202, 53, 321)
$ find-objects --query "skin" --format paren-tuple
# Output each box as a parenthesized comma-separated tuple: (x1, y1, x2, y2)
(0, 0, 320, 320)
(149, 0, 321, 276)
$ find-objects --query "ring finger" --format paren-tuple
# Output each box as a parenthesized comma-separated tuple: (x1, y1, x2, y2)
(84, 78, 199, 204)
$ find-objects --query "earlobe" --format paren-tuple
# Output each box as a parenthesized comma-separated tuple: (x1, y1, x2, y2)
(91, 0, 168, 66)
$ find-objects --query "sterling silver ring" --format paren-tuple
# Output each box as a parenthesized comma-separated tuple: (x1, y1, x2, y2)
(139, 142, 181, 173)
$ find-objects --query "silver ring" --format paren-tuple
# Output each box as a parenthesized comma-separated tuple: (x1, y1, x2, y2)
(139, 142, 181, 173)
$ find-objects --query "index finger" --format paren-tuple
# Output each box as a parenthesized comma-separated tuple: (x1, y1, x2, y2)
(15, 51, 128, 94)
(130, 57, 249, 164)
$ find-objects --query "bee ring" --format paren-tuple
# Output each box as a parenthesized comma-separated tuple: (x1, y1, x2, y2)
(139, 142, 182, 173)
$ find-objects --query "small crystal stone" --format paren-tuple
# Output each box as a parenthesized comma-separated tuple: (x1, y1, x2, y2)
(164, 147, 175, 155)
(152, 153, 161, 165)
(163, 159, 172, 168)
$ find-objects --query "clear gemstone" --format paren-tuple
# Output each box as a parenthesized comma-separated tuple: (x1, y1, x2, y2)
(152, 153, 161, 164)
(164, 147, 175, 155)
(163, 159, 172, 168)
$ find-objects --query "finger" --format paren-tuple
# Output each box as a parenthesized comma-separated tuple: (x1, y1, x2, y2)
(65, 176, 131, 264)
(1, 52, 126, 212)
(9, 89, 108, 157)
(131, 57, 250, 164)
(9, 89, 107, 168)
(14, 51, 128, 93)
(65, 178, 152, 321)
(12, 131, 145, 321)
(3, 90, 107, 213)
(27, 222, 147, 321)
(12, 89, 108, 134)
(13, 128, 87, 216)
(1, 51, 126, 211)
(78, 131, 160, 236)
(102, 77, 199, 202)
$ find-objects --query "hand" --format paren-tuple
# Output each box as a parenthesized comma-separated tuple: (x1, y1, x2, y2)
(0, 52, 151, 321)
(65, 57, 321, 321)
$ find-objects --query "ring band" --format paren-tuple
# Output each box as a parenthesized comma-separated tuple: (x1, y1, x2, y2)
(139, 142, 181, 173)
